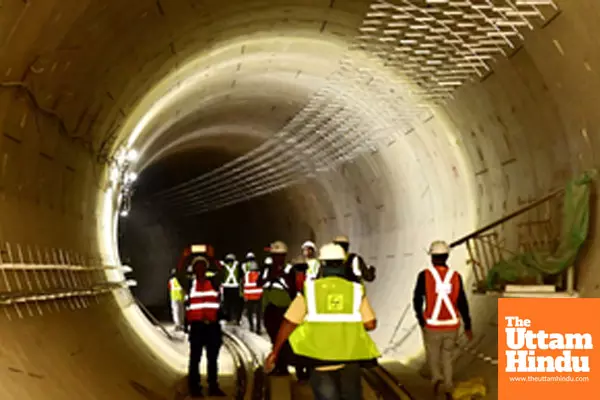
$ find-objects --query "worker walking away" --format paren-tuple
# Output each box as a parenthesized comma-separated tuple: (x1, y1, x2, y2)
(168, 269, 185, 332)
(221, 253, 242, 325)
(185, 256, 226, 398)
(413, 241, 473, 400)
(290, 256, 310, 382)
(259, 241, 296, 376)
(242, 252, 258, 275)
(333, 235, 376, 283)
(302, 241, 321, 279)
(265, 243, 380, 400)
(243, 258, 263, 334)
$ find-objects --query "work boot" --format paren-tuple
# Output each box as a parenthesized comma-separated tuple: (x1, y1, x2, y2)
(208, 386, 226, 396)
(188, 387, 203, 398)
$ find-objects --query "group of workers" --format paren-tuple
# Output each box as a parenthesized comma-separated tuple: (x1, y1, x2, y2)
(168, 238, 472, 400)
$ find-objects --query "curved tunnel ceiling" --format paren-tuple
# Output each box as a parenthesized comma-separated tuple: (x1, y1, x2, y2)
(0, 0, 597, 398)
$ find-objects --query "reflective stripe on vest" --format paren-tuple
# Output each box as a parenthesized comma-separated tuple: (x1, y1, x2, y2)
(244, 271, 263, 300)
(169, 278, 184, 301)
(223, 261, 239, 288)
(304, 279, 363, 323)
(306, 259, 321, 279)
(425, 267, 459, 327)
(288, 276, 381, 363)
(186, 279, 220, 321)
(351, 256, 362, 277)
(263, 277, 288, 291)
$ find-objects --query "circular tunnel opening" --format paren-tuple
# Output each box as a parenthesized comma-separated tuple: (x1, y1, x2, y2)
(117, 140, 328, 320)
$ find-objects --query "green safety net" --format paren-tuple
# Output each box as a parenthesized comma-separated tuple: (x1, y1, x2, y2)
(486, 169, 597, 289)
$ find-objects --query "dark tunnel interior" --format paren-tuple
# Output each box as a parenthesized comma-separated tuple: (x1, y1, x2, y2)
(118, 145, 311, 310)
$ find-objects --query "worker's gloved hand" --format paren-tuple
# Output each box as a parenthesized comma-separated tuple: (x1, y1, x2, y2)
(362, 265, 376, 282)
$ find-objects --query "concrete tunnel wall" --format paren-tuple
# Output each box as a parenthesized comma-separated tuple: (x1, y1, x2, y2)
(0, 0, 598, 398)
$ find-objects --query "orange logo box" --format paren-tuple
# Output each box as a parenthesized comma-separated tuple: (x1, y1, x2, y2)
(498, 298, 600, 399)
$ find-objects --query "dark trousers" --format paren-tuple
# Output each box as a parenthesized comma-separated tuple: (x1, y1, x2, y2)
(264, 304, 292, 373)
(245, 299, 262, 333)
(223, 287, 242, 323)
(309, 363, 362, 400)
(188, 321, 222, 395)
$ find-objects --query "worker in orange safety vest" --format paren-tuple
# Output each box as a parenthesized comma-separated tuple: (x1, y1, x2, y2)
(412, 240, 473, 400)
(242, 257, 263, 334)
(186, 256, 226, 398)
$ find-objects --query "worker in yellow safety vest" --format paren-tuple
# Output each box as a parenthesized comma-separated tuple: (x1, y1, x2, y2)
(168, 268, 185, 331)
(265, 243, 380, 400)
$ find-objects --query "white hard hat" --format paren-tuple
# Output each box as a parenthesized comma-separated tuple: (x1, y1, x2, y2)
(270, 241, 288, 254)
(319, 243, 346, 261)
(225, 253, 236, 260)
(333, 235, 350, 244)
(429, 240, 450, 255)
(246, 252, 255, 259)
(301, 241, 316, 250)
(264, 257, 273, 265)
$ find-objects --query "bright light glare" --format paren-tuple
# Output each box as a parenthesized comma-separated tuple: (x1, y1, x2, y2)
(121, 265, 133, 273)
(126, 279, 138, 287)
(127, 172, 138, 183)
(120, 210, 129, 217)
(110, 166, 120, 184)
(127, 149, 139, 162)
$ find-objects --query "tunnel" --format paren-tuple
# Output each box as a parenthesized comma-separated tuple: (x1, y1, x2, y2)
(0, 0, 597, 398)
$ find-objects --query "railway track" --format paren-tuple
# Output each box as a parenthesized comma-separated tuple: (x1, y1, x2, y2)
(289, 363, 414, 400)
(361, 365, 415, 400)
(222, 330, 268, 400)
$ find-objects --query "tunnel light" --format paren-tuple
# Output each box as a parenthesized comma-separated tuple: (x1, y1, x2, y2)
(126, 280, 138, 287)
(120, 210, 129, 217)
(126, 171, 138, 183)
(126, 149, 139, 162)
(120, 265, 133, 274)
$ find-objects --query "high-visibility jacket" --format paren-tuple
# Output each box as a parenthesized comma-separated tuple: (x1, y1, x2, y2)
(262, 264, 294, 308)
(222, 261, 240, 288)
(424, 266, 460, 330)
(289, 277, 380, 364)
(305, 258, 321, 279)
(186, 278, 221, 323)
(242, 261, 258, 274)
(243, 271, 263, 301)
(169, 277, 184, 302)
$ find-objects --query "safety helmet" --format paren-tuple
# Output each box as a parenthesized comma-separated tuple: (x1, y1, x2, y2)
(301, 241, 316, 250)
(264, 257, 273, 265)
(333, 235, 350, 244)
(319, 243, 347, 261)
(429, 240, 450, 255)
(225, 253, 236, 261)
(246, 252, 255, 259)
(191, 256, 209, 267)
(270, 241, 288, 254)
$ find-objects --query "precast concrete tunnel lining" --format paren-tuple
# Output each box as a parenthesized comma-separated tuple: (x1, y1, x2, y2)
(0, 0, 598, 398)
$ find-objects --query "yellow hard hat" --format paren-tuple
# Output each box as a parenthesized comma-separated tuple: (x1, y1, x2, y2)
(319, 243, 346, 261)
(333, 235, 349, 244)
(270, 241, 288, 254)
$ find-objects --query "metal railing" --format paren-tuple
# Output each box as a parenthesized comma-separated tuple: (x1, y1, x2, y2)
(0, 242, 133, 318)
(450, 188, 575, 294)
(132, 296, 174, 340)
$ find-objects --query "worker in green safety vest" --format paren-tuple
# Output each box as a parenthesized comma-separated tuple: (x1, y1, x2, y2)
(265, 243, 380, 400)
(168, 268, 185, 331)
